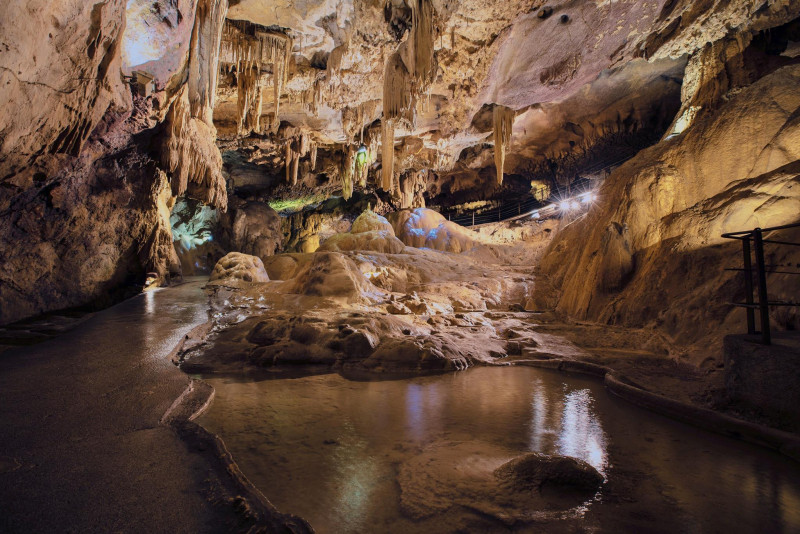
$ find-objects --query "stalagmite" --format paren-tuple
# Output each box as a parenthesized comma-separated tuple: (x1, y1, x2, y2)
(493, 105, 514, 186)
(381, 119, 395, 192)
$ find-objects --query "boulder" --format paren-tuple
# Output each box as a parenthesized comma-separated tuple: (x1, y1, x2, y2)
(209, 252, 269, 283)
(494, 452, 604, 495)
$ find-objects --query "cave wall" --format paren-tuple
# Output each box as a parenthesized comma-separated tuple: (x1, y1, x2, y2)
(538, 63, 800, 363)
(0, 0, 129, 182)
(0, 0, 228, 324)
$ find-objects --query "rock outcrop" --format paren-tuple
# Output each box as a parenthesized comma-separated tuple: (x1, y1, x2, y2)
(539, 64, 800, 363)
(209, 252, 269, 283)
(389, 208, 478, 253)
(319, 209, 406, 254)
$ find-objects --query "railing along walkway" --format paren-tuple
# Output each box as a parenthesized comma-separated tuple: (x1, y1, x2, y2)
(722, 222, 800, 345)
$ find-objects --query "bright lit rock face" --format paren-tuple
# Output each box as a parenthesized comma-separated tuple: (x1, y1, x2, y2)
(539, 64, 800, 362)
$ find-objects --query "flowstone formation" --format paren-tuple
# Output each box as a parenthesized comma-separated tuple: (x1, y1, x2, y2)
(174, 211, 561, 374)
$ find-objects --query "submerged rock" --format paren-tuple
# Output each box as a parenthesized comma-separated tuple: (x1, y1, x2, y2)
(494, 452, 604, 495)
(398, 441, 604, 525)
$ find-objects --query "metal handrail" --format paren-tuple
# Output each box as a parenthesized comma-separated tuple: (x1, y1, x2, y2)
(722, 222, 800, 345)
(447, 195, 546, 226)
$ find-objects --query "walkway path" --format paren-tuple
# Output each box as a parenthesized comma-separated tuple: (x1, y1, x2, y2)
(0, 279, 249, 533)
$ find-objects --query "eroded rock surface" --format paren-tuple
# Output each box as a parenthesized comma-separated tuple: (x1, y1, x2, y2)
(209, 252, 269, 283)
(175, 217, 560, 374)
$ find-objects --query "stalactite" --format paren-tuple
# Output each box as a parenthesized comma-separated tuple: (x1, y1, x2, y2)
(220, 20, 292, 132)
(236, 64, 262, 135)
(381, 119, 395, 192)
(161, 0, 228, 210)
(410, 0, 436, 87)
(327, 42, 348, 85)
(290, 150, 300, 186)
(342, 144, 356, 201)
(493, 105, 515, 186)
(357, 157, 369, 188)
(284, 134, 311, 186)
(310, 141, 318, 171)
(161, 86, 226, 209)
(381, 0, 435, 189)
(188, 0, 228, 123)
(398, 169, 427, 209)
(383, 53, 414, 121)
(285, 141, 292, 184)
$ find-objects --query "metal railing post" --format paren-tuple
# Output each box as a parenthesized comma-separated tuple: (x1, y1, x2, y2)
(753, 228, 771, 345)
(742, 238, 755, 335)
(472, 211, 475, 227)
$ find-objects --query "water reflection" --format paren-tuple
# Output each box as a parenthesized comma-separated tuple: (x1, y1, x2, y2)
(557, 389, 607, 474)
(199, 367, 800, 534)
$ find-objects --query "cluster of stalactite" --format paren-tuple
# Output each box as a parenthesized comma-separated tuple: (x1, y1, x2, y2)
(236, 63, 262, 135)
(492, 105, 515, 186)
(220, 19, 292, 136)
(342, 102, 379, 142)
(161, 0, 229, 210)
(381, 0, 437, 193)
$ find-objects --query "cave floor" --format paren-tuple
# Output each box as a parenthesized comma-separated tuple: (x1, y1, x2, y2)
(507, 313, 722, 407)
(0, 279, 254, 533)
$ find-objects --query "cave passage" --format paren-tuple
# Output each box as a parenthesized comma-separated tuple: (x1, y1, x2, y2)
(2, 0, 800, 532)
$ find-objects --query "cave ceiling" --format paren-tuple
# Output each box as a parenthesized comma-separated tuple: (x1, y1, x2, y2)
(188, 0, 788, 197)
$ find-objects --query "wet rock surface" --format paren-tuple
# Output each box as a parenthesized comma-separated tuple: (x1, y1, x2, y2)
(175, 218, 558, 374)
(398, 443, 603, 525)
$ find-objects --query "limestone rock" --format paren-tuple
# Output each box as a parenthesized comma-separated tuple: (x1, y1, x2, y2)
(283, 252, 376, 301)
(539, 65, 800, 362)
(318, 231, 405, 254)
(319, 209, 405, 254)
(209, 252, 269, 283)
(228, 201, 282, 259)
(389, 208, 478, 253)
(350, 210, 395, 234)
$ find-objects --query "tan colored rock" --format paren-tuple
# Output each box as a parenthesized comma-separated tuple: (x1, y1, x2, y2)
(209, 252, 269, 283)
(389, 208, 478, 253)
(539, 65, 800, 362)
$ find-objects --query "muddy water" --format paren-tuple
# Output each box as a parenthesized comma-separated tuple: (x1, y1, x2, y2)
(197, 367, 800, 533)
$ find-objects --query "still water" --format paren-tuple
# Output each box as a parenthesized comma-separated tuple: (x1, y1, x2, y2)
(197, 367, 800, 533)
